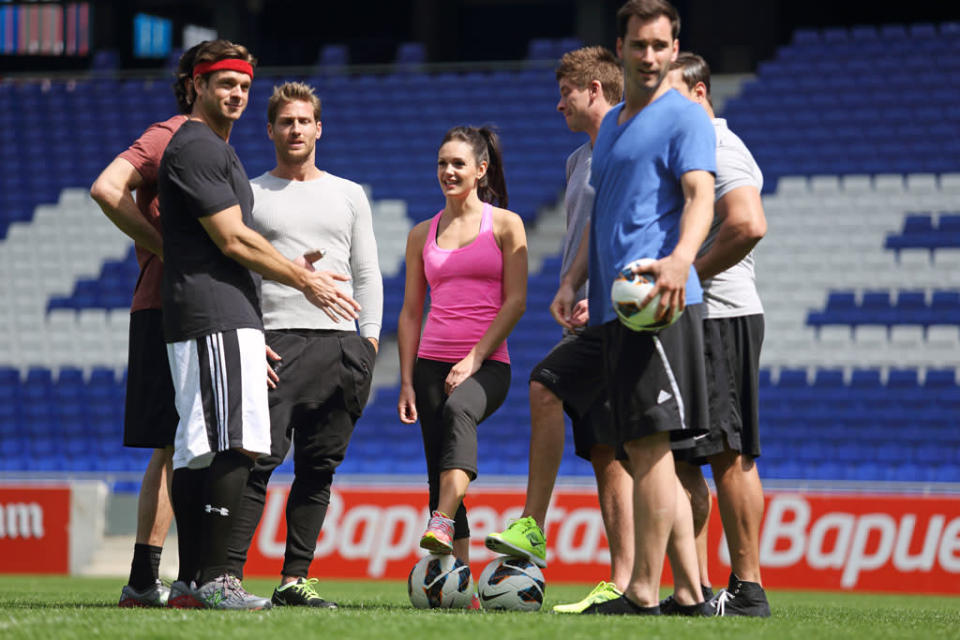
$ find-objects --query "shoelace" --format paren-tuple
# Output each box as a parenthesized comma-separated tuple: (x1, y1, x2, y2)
(713, 588, 733, 616)
(428, 514, 454, 536)
(589, 582, 616, 600)
(292, 578, 321, 597)
(223, 576, 250, 601)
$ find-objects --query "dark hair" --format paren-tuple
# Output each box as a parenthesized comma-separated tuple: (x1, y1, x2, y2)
(172, 42, 205, 114)
(616, 0, 680, 40)
(192, 39, 257, 83)
(670, 51, 712, 105)
(441, 125, 508, 208)
(556, 46, 623, 105)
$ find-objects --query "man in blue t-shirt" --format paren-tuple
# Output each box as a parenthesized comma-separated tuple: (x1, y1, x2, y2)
(552, 0, 716, 616)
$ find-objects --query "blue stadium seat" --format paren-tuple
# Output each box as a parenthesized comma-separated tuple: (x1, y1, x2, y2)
(880, 24, 908, 40)
(395, 42, 426, 65)
(0, 367, 19, 387)
(850, 25, 878, 40)
(895, 291, 928, 326)
(930, 291, 960, 325)
(938, 214, 960, 247)
(860, 291, 896, 326)
(807, 291, 858, 328)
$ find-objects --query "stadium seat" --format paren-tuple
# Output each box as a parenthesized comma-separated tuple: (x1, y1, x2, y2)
(930, 291, 960, 325)
(894, 290, 928, 325)
(860, 291, 896, 326)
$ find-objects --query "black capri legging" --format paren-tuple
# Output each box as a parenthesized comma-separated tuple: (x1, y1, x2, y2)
(413, 357, 511, 540)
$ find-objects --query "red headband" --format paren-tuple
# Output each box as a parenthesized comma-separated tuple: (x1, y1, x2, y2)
(193, 59, 254, 79)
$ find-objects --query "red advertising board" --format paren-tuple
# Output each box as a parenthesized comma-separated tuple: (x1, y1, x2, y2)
(0, 486, 70, 574)
(244, 485, 960, 594)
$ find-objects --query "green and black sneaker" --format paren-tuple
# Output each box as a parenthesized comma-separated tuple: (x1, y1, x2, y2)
(272, 578, 338, 608)
(484, 516, 547, 568)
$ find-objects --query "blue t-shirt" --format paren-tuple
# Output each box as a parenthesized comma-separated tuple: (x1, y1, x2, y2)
(588, 89, 717, 325)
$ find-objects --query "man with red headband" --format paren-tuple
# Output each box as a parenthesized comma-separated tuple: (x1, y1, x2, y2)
(158, 39, 361, 610)
(92, 42, 203, 610)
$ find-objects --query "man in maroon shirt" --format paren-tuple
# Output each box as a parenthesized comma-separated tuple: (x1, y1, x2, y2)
(90, 43, 203, 608)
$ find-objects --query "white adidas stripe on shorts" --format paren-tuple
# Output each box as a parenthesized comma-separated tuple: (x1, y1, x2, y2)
(166, 328, 270, 470)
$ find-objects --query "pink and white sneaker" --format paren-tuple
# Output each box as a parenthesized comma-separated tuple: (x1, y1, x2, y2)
(419, 510, 455, 554)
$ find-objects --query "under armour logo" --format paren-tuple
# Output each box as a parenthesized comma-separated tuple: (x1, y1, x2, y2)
(205, 504, 230, 517)
(657, 390, 672, 404)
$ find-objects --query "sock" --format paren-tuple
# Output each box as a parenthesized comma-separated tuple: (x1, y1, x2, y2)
(225, 466, 273, 581)
(198, 450, 254, 585)
(128, 543, 162, 590)
(172, 466, 207, 584)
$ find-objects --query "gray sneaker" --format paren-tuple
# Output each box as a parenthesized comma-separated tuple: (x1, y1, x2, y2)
(196, 574, 273, 610)
(168, 580, 205, 609)
(118, 580, 170, 608)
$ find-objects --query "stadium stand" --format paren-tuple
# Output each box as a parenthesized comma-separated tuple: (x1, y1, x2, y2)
(0, 29, 958, 484)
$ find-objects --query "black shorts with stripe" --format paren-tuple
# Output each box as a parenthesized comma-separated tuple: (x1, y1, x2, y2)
(529, 326, 616, 461)
(167, 328, 271, 470)
(124, 309, 178, 448)
(674, 314, 764, 465)
(600, 304, 709, 457)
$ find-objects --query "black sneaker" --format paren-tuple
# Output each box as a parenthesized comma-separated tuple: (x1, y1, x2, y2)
(271, 578, 338, 608)
(710, 574, 770, 617)
(582, 594, 660, 615)
(658, 593, 710, 616)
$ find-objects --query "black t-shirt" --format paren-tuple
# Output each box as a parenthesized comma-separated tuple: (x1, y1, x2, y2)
(158, 120, 262, 342)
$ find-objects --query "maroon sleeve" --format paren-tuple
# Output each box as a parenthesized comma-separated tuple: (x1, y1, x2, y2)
(117, 118, 179, 185)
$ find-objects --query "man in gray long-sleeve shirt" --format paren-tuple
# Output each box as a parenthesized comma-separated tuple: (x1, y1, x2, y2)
(226, 82, 383, 607)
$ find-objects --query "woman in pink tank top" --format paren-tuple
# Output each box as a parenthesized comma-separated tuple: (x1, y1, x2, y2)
(397, 126, 528, 563)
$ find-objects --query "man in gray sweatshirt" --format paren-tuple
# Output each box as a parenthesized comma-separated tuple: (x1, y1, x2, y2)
(226, 81, 383, 607)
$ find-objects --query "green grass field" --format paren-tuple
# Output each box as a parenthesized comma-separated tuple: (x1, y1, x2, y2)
(1, 576, 958, 640)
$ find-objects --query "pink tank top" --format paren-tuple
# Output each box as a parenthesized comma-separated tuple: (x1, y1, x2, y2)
(417, 203, 510, 364)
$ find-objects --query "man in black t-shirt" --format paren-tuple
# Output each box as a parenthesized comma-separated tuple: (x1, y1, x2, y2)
(158, 39, 361, 611)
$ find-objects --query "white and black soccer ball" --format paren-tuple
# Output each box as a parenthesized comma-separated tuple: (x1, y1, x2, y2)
(407, 553, 476, 609)
(477, 556, 545, 611)
(610, 258, 682, 331)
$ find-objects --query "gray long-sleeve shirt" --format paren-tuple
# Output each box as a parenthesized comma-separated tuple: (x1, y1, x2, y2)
(249, 171, 383, 338)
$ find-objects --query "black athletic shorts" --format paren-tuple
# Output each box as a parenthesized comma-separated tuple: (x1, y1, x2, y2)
(674, 314, 764, 465)
(529, 326, 616, 461)
(600, 304, 709, 458)
(124, 309, 179, 448)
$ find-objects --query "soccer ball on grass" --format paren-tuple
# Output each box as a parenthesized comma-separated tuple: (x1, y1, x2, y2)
(476, 556, 545, 611)
(407, 553, 476, 609)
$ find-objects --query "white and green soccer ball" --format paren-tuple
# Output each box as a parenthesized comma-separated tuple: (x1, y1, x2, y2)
(610, 258, 683, 331)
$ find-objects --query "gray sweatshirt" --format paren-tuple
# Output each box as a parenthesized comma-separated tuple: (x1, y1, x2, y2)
(250, 171, 383, 338)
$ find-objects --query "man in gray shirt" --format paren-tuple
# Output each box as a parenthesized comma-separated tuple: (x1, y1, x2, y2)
(485, 46, 633, 613)
(666, 53, 770, 617)
(226, 81, 383, 607)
